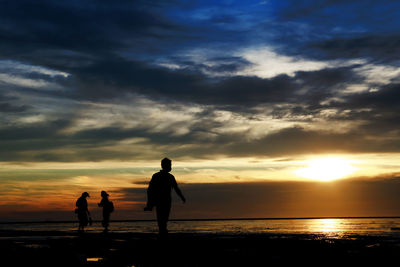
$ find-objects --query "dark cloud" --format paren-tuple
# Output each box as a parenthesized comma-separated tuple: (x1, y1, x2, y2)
(0, 0, 247, 72)
(319, 82, 400, 136)
(59, 55, 360, 109)
(307, 35, 400, 63)
(269, 0, 400, 66)
(278, 0, 400, 36)
(170, 56, 252, 74)
(185, 126, 400, 158)
(0, 93, 30, 113)
(0, 119, 71, 141)
(0, 0, 184, 56)
(0, 102, 29, 113)
(132, 180, 152, 186)
(274, 32, 400, 67)
(344, 83, 400, 110)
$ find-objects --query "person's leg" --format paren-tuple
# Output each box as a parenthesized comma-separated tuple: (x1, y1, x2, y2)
(79, 212, 88, 232)
(78, 213, 84, 232)
(156, 203, 171, 237)
(103, 213, 110, 232)
(79, 222, 84, 232)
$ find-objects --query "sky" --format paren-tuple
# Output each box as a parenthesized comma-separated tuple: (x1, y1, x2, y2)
(1, 0, 400, 221)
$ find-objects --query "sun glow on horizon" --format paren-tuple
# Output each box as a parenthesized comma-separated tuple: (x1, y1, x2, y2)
(295, 157, 357, 181)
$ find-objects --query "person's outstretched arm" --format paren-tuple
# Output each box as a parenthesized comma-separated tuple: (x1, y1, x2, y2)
(172, 177, 186, 203)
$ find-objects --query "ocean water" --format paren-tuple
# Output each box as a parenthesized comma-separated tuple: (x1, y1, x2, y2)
(2, 218, 400, 238)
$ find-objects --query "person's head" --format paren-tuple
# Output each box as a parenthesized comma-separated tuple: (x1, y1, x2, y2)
(82, 192, 90, 198)
(101, 190, 109, 198)
(161, 157, 172, 172)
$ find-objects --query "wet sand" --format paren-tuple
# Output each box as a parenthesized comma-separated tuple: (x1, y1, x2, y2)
(0, 230, 399, 266)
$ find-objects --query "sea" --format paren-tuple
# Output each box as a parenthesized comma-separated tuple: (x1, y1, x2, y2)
(2, 218, 400, 238)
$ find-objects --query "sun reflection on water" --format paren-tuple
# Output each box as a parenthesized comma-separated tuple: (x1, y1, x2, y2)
(307, 219, 343, 237)
(319, 219, 340, 232)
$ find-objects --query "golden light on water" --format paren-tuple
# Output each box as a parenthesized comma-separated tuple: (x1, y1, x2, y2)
(317, 219, 340, 232)
(306, 219, 342, 235)
(294, 157, 357, 181)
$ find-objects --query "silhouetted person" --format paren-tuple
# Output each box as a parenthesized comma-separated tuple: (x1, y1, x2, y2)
(98, 190, 114, 233)
(76, 192, 91, 232)
(144, 158, 186, 238)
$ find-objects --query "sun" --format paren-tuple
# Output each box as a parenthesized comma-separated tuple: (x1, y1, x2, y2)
(295, 157, 356, 181)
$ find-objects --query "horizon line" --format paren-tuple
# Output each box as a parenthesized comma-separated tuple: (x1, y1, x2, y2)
(1, 216, 400, 225)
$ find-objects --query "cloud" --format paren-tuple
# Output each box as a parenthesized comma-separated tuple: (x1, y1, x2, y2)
(0, 112, 397, 162)
(0, 92, 30, 113)
(279, 0, 400, 33)
(0, 65, 398, 163)
(270, 1, 400, 68)
(156, 55, 252, 77)
(0, 102, 30, 113)
(0, 0, 184, 55)
(307, 35, 400, 63)
(236, 46, 332, 78)
(57, 54, 361, 108)
(0, 0, 399, 163)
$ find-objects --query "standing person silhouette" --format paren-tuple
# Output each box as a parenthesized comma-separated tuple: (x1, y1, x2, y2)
(144, 158, 186, 238)
(98, 190, 114, 233)
(76, 192, 91, 232)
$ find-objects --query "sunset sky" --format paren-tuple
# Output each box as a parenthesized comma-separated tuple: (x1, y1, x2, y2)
(1, 0, 400, 221)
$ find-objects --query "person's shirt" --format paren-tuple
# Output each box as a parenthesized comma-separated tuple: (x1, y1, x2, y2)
(76, 197, 88, 212)
(148, 170, 178, 203)
(98, 198, 111, 213)
(99, 198, 108, 207)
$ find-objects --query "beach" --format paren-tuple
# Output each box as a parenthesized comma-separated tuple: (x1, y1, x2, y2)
(1, 229, 400, 266)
